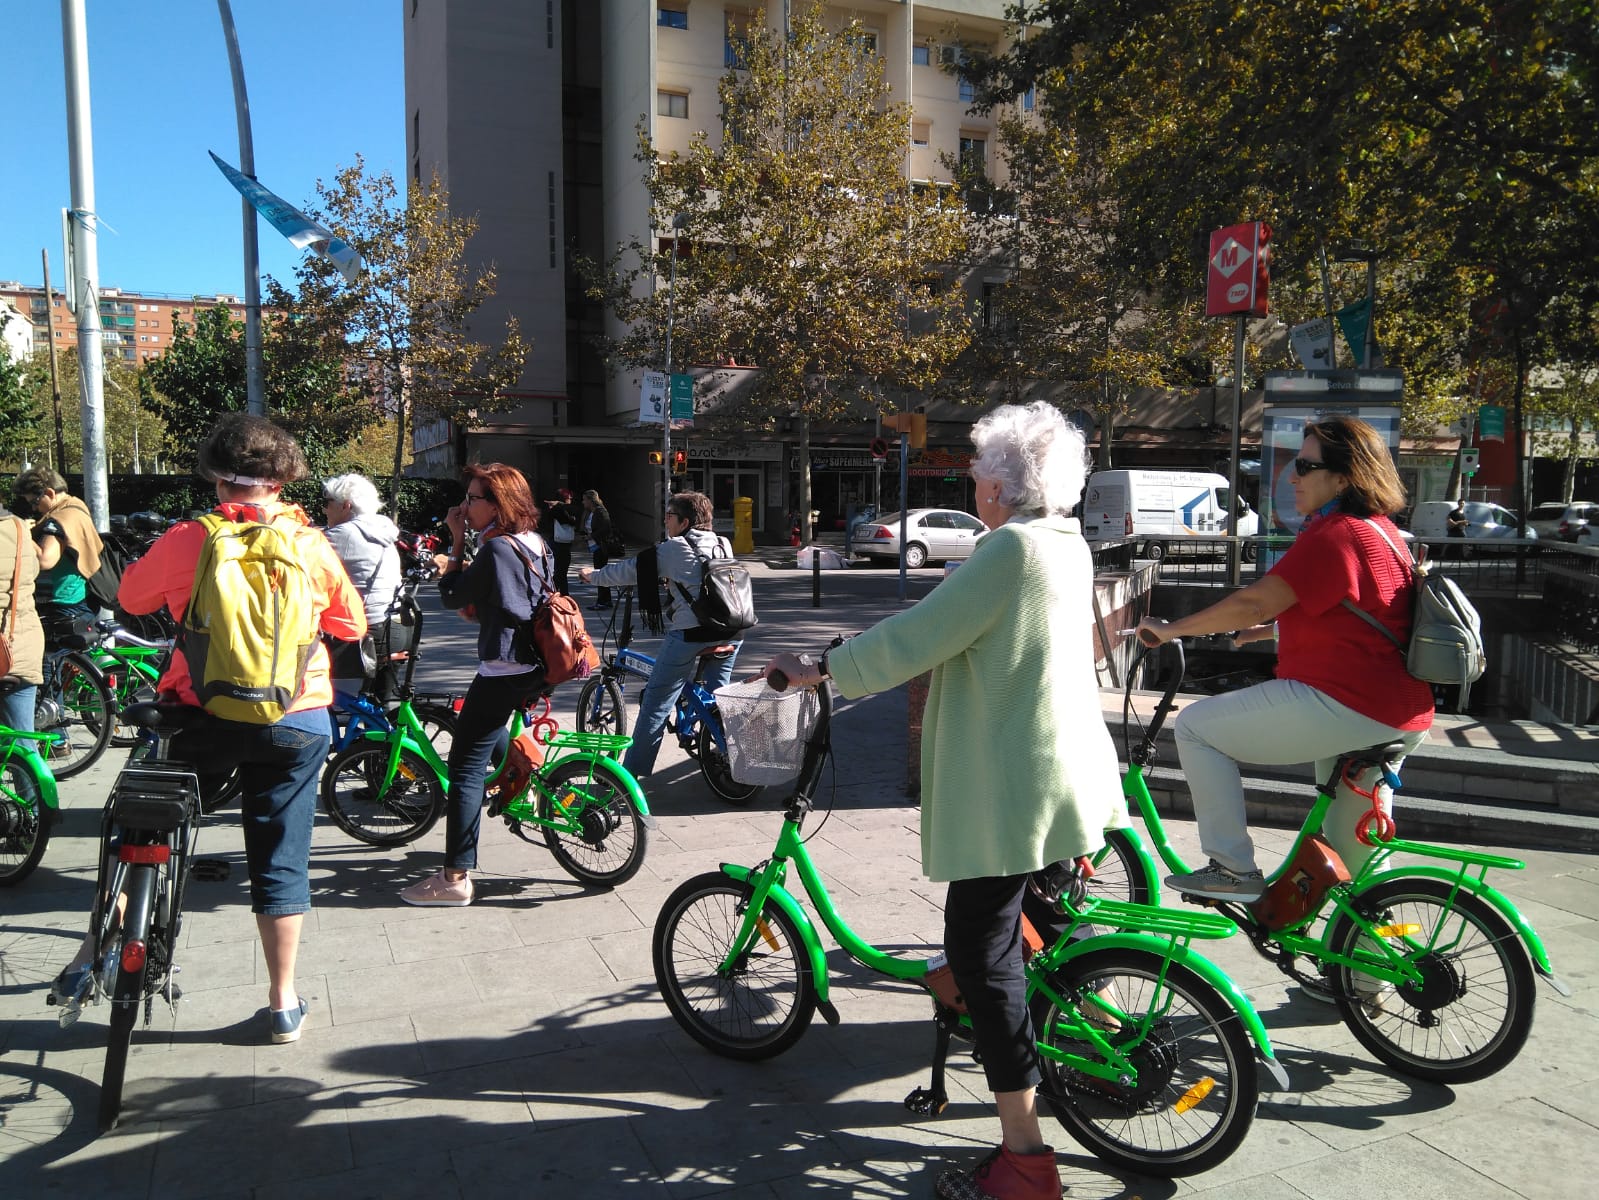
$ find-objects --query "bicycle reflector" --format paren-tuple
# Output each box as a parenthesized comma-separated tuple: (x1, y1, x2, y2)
(1174, 1077, 1217, 1114)
(121, 939, 148, 973)
(119, 843, 171, 864)
(1374, 923, 1423, 939)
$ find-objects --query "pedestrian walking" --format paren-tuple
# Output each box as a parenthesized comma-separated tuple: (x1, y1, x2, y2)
(581, 489, 619, 609)
(544, 487, 580, 595)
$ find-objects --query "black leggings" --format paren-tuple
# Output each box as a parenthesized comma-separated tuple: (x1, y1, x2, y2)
(944, 873, 1068, 1094)
(444, 670, 544, 870)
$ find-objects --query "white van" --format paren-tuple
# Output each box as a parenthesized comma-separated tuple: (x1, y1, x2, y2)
(1082, 470, 1259, 550)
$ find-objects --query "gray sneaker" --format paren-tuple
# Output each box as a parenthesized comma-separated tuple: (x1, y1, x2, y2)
(1165, 860, 1266, 902)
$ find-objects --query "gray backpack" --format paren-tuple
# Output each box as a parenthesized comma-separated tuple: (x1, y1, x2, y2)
(1341, 519, 1487, 707)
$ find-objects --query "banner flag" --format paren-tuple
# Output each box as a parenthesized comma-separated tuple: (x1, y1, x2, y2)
(209, 151, 362, 283)
(1289, 317, 1336, 368)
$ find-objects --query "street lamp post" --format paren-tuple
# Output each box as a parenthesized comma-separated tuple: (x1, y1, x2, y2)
(661, 213, 687, 524)
(217, 0, 266, 416)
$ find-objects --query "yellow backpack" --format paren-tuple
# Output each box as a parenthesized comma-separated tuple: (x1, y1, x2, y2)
(179, 511, 318, 724)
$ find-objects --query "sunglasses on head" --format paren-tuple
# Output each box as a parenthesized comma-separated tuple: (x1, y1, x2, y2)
(1293, 457, 1333, 478)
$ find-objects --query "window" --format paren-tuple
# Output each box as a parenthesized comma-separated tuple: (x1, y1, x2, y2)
(657, 90, 688, 118)
(910, 121, 930, 148)
(724, 11, 752, 68)
(959, 76, 976, 104)
(959, 135, 987, 173)
(658, 4, 688, 29)
(912, 44, 930, 66)
(30, 297, 46, 312)
(1021, 86, 1035, 113)
(847, 28, 877, 55)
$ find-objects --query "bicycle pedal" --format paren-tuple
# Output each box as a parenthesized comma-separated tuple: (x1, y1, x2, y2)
(190, 858, 231, 882)
(56, 1000, 84, 1029)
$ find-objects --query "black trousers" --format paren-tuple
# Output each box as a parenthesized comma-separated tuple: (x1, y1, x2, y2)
(552, 541, 573, 594)
(591, 545, 612, 605)
(445, 670, 544, 870)
(944, 873, 1069, 1094)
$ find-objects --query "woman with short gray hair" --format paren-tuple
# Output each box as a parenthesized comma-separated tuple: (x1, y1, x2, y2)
(760, 401, 1122, 1199)
(322, 473, 401, 692)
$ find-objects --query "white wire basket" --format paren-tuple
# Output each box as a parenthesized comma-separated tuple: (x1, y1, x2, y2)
(714, 677, 823, 785)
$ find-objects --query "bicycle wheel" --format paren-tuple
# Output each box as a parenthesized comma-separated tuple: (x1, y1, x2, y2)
(694, 719, 760, 805)
(409, 703, 461, 763)
(321, 742, 444, 847)
(575, 676, 628, 738)
(1037, 947, 1257, 1176)
(653, 872, 816, 1060)
(1082, 827, 1155, 907)
(37, 652, 116, 779)
(1324, 876, 1535, 1083)
(99, 865, 156, 1133)
(0, 765, 54, 886)
(537, 758, 649, 887)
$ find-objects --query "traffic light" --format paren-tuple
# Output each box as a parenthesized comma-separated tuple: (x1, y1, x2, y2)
(881, 412, 927, 450)
(648, 450, 664, 465)
(671, 449, 688, 474)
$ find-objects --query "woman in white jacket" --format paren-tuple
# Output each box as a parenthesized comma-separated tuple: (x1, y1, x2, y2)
(579, 491, 740, 779)
(322, 473, 402, 693)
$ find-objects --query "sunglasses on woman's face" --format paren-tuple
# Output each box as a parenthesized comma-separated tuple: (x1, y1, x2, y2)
(1293, 457, 1332, 478)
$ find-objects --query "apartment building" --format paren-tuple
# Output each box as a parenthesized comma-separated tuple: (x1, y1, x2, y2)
(0, 282, 250, 367)
(405, 0, 1018, 538)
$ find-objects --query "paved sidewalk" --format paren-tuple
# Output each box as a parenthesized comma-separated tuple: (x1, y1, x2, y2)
(3, 562, 1596, 1197)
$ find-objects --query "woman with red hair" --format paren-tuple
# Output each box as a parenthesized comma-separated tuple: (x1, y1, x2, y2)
(401, 463, 554, 908)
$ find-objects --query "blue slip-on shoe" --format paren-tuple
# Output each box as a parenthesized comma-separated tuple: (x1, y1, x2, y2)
(48, 963, 93, 1007)
(269, 997, 310, 1044)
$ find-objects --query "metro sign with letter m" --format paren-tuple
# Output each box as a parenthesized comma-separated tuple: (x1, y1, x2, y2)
(1206, 222, 1272, 318)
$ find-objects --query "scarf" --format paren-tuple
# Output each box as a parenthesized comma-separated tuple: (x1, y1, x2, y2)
(635, 545, 665, 634)
(36, 493, 102, 578)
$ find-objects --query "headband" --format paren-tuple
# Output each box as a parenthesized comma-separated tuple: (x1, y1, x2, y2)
(214, 472, 276, 487)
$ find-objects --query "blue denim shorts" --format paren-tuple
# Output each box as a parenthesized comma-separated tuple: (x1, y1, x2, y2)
(173, 715, 329, 916)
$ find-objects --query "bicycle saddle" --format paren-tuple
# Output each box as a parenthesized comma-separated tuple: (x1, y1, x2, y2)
(120, 703, 210, 733)
(696, 643, 739, 658)
(1344, 741, 1409, 769)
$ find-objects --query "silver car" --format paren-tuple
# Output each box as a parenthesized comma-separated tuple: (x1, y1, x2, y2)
(854, 508, 986, 568)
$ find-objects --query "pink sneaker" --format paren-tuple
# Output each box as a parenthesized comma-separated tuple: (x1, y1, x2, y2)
(935, 1145, 1063, 1200)
(400, 871, 473, 907)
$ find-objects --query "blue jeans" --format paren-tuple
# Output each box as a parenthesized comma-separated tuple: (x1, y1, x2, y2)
(173, 716, 329, 915)
(446, 670, 545, 870)
(0, 684, 37, 732)
(623, 631, 739, 778)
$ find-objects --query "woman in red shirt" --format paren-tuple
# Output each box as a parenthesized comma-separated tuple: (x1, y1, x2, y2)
(1135, 416, 1434, 904)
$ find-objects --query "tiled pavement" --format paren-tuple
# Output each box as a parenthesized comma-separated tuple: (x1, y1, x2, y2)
(3, 560, 1596, 1198)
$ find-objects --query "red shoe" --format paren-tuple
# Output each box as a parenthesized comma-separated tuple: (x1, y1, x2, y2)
(935, 1145, 1063, 1200)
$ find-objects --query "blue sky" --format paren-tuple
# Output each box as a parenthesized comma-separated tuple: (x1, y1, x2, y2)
(1, 1, 403, 298)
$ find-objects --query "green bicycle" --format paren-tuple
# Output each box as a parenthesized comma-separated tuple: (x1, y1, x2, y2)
(82, 618, 170, 747)
(0, 721, 62, 885)
(318, 595, 653, 887)
(1086, 638, 1569, 1084)
(652, 664, 1290, 1176)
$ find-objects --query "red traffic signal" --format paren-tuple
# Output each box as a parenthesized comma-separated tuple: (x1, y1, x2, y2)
(870, 437, 890, 460)
(671, 449, 688, 473)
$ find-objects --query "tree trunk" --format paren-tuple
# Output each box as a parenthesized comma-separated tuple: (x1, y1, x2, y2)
(799, 410, 813, 548)
(389, 387, 408, 511)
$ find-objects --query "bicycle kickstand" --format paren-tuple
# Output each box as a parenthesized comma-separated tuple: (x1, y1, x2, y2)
(904, 1005, 961, 1117)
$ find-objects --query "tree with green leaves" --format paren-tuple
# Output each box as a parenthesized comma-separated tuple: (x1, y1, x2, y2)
(0, 335, 45, 470)
(144, 301, 375, 479)
(970, 1, 1599, 507)
(287, 156, 530, 505)
(588, 3, 971, 538)
(960, 110, 1231, 466)
(10, 347, 165, 475)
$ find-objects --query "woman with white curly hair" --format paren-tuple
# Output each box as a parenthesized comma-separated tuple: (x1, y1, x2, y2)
(321, 473, 402, 693)
(761, 401, 1123, 1200)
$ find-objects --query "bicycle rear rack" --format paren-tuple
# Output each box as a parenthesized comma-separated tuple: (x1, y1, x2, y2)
(110, 765, 201, 833)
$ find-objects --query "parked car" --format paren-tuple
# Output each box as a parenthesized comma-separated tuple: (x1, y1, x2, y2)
(1528, 502, 1573, 540)
(1408, 500, 1536, 542)
(1557, 501, 1599, 543)
(853, 508, 986, 568)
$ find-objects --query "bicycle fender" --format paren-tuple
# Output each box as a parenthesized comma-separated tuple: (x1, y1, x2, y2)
(556, 751, 652, 819)
(16, 747, 61, 810)
(1354, 867, 1556, 978)
(718, 863, 832, 1006)
(1051, 932, 1285, 1078)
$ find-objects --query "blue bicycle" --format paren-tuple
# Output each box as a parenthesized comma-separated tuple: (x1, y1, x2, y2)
(575, 588, 757, 804)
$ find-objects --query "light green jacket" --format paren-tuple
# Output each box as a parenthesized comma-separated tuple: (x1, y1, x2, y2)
(827, 515, 1124, 883)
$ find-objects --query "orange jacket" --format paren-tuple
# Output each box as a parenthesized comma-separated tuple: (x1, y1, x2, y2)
(118, 501, 366, 712)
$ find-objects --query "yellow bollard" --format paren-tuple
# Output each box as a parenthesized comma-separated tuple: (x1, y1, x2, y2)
(732, 495, 755, 554)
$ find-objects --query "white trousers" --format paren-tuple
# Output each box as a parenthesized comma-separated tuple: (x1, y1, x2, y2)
(1174, 679, 1428, 876)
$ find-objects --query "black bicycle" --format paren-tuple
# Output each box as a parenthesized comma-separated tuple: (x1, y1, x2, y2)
(52, 704, 211, 1133)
